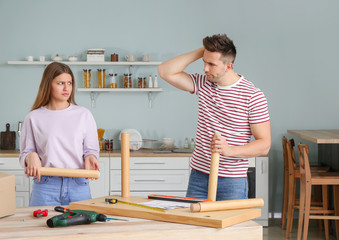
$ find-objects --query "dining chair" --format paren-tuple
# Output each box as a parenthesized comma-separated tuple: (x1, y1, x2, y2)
(297, 144, 339, 240)
(282, 137, 330, 237)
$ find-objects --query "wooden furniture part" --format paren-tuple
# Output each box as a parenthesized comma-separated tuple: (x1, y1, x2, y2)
(0, 206, 263, 240)
(191, 198, 264, 212)
(297, 144, 339, 240)
(25, 167, 100, 179)
(70, 195, 261, 229)
(284, 138, 330, 237)
(208, 132, 220, 201)
(121, 132, 130, 197)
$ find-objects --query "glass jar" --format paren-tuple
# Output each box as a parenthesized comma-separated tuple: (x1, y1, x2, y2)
(83, 69, 91, 88)
(124, 73, 132, 88)
(109, 73, 117, 88)
(138, 77, 146, 88)
(105, 139, 113, 151)
(97, 69, 106, 88)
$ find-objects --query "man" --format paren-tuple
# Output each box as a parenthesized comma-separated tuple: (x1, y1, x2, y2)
(158, 34, 271, 200)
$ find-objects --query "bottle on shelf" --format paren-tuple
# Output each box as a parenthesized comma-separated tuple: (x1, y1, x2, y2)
(109, 73, 117, 88)
(154, 75, 158, 88)
(97, 69, 106, 88)
(190, 138, 195, 149)
(148, 75, 153, 88)
(83, 69, 91, 88)
(184, 137, 189, 149)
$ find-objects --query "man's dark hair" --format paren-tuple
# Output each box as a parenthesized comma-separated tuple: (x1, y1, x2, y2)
(203, 34, 236, 63)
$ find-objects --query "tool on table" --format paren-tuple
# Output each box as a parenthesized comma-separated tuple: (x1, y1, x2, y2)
(148, 194, 211, 203)
(33, 209, 48, 217)
(47, 206, 127, 228)
(105, 198, 165, 212)
(0, 123, 16, 150)
(54, 206, 70, 213)
(24, 167, 100, 179)
(208, 131, 221, 201)
(190, 198, 265, 212)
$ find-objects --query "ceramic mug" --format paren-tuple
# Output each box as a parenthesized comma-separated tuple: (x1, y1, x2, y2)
(142, 55, 151, 62)
(125, 54, 136, 62)
(39, 56, 45, 61)
(26, 56, 34, 61)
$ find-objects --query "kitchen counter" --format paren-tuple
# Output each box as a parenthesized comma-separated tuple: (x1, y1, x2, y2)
(0, 206, 263, 240)
(0, 149, 193, 158)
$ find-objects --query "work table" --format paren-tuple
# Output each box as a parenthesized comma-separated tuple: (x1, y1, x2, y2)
(0, 206, 263, 240)
(0, 149, 192, 158)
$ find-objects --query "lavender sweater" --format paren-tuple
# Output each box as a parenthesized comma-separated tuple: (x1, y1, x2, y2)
(19, 104, 99, 169)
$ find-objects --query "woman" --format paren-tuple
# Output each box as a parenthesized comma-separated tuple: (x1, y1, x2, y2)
(19, 62, 100, 206)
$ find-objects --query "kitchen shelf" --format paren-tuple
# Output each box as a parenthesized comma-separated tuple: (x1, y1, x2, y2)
(78, 88, 163, 108)
(7, 61, 162, 66)
(8, 60, 162, 109)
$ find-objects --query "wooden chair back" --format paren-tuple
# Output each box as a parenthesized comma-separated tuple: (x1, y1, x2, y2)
(298, 144, 312, 183)
(286, 139, 298, 175)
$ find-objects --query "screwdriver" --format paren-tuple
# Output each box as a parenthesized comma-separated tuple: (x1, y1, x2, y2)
(54, 206, 70, 213)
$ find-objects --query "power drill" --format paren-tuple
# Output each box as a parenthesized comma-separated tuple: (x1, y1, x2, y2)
(47, 207, 108, 228)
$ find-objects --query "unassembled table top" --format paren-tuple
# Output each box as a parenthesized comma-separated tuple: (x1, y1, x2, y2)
(0, 206, 262, 240)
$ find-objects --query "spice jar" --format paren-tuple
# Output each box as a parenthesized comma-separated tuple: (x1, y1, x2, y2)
(97, 69, 106, 88)
(105, 139, 113, 151)
(83, 69, 91, 88)
(138, 77, 146, 88)
(109, 73, 117, 88)
(124, 73, 132, 88)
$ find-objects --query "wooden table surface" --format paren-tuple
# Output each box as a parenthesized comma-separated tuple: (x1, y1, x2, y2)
(287, 129, 339, 144)
(0, 206, 262, 240)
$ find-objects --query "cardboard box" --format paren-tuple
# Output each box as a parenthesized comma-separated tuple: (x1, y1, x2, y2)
(0, 172, 16, 218)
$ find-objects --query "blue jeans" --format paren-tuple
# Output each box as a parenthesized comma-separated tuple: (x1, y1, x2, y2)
(186, 169, 248, 200)
(29, 176, 91, 206)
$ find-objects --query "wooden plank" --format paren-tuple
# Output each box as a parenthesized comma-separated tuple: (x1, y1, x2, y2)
(69, 195, 261, 228)
(287, 130, 339, 144)
(0, 206, 262, 240)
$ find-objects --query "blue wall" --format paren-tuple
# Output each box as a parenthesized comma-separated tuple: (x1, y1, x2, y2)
(1, 0, 339, 214)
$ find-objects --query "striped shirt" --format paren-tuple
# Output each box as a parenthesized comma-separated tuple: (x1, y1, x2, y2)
(190, 74, 270, 178)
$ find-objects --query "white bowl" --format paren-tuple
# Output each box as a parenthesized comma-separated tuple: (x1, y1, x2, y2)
(68, 56, 78, 62)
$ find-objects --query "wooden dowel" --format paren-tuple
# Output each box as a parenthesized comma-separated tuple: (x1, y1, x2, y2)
(190, 198, 264, 212)
(208, 132, 221, 201)
(121, 132, 130, 197)
(25, 167, 100, 179)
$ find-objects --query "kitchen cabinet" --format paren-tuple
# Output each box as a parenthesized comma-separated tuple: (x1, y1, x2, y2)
(7, 61, 163, 108)
(89, 157, 109, 198)
(109, 157, 190, 197)
(248, 156, 269, 226)
(0, 158, 30, 207)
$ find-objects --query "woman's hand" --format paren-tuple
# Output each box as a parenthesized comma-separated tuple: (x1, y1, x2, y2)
(84, 154, 100, 180)
(25, 152, 42, 181)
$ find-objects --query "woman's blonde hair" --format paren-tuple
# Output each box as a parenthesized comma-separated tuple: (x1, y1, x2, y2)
(31, 62, 76, 111)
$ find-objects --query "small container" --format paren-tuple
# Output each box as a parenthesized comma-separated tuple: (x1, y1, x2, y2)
(109, 73, 117, 88)
(148, 75, 153, 88)
(138, 77, 146, 88)
(83, 69, 91, 88)
(184, 137, 189, 149)
(105, 139, 113, 151)
(99, 138, 104, 150)
(190, 138, 195, 149)
(154, 75, 158, 88)
(124, 73, 132, 88)
(97, 69, 106, 88)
